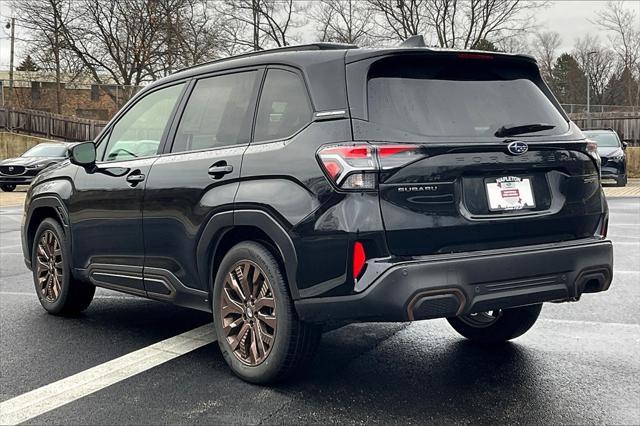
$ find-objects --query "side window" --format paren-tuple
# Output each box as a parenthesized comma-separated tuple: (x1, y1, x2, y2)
(254, 69, 312, 142)
(102, 83, 184, 162)
(172, 71, 257, 153)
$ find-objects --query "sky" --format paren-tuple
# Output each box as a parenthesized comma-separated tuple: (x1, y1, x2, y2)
(0, 0, 638, 71)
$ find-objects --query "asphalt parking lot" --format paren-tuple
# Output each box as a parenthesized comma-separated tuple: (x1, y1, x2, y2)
(1, 194, 639, 424)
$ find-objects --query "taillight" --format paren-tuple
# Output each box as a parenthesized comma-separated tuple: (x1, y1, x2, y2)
(317, 143, 424, 190)
(317, 144, 376, 189)
(596, 215, 608, 239)
(586, 139, 601, 177)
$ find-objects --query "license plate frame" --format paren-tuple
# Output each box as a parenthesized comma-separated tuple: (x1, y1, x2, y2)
(485, 176, 536, 212)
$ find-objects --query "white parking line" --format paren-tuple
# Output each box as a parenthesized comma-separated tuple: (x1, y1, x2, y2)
(0, 324, 216, 425)
(540, 318, 640, 329)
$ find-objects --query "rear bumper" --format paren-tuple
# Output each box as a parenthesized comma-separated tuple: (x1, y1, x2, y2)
(295, 238, 613, 323)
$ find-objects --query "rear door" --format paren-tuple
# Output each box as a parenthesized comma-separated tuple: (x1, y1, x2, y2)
(347, 52, 603, 256)
(142, 68, 263, 295)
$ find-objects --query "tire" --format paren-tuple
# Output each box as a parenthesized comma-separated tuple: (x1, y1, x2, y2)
(1, 184, 16, 192)
(31, 218, 95, 316)
(616, 175, 627, 187)
(213, 241, 321, 384)
(447, 303, 542, 343)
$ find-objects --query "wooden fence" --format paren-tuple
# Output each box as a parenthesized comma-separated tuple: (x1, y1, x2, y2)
(1, 106, 638, 146)
(0, 107, 107, 142)
(570, 112, 640, 146)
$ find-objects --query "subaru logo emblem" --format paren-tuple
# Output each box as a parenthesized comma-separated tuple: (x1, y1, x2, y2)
(507, 141, 528, 156)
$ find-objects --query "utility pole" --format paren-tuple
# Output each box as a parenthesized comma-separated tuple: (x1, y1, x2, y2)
(8, 18, 15, 94)
(252, 0, 259, 51)
(52, 8, 62, 114)
(586, 51, 597, 129)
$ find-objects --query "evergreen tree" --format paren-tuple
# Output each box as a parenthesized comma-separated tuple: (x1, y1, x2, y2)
(551, 53, 587, 104)
(472, 39, 500, 52)
(16, 55, 40, 72)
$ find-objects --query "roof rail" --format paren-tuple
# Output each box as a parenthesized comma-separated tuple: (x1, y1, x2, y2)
(178, 42, 359, 73)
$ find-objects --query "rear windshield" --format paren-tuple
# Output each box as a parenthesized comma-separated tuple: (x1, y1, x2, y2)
(367, 56, 568, 139)
(583, 131, 620, 147)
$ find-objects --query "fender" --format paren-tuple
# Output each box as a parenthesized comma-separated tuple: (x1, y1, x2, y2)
(196, 209, 300, 300)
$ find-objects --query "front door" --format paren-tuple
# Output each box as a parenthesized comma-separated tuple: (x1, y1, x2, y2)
(69, 82, 186, 294)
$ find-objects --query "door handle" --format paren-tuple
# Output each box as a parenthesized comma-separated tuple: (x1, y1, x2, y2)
(208, 162, 233, 179)
(126, 172, 145, 183)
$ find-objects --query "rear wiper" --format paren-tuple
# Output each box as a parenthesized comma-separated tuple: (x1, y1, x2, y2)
(495, 123, 555, 138)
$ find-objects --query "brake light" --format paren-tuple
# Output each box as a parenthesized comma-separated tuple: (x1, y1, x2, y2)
(317, 143, 424, 190)
(586, 139, 601, 177)
(353, 241, 366, 280)
(457, 53, 494, 60)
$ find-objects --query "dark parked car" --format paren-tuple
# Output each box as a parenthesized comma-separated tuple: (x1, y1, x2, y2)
(583, 128, 628, 186)
(21, 43, 613, 384)
(0, 143, 70, 192)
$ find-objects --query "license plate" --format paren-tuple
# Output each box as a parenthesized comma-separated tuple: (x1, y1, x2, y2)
(486, 176, 535, 211)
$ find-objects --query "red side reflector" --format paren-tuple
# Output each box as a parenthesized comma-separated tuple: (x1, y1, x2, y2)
(353, 241, 366, 280)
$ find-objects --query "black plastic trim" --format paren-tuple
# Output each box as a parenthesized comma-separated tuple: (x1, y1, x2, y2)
(295, 239, 613, 323)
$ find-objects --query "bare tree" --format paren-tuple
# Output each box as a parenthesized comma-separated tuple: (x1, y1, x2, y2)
(426, 0, 543, 49)
(57, 0, 167, 105)
(311, 0, 378, 46)
(12, 0, 79, 114)
(367, 0, 427, 42)
(150, 0, 227, 76)
(595, 1, 640, 105)
(217, 0, 307, 51)
(574, 35, 617, 105)
(495, 34, 530, 54)
(532, 31, 561, 82)
(367, 0, 543, 48)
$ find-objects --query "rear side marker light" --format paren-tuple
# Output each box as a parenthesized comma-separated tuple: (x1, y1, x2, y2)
(353, 241, 366, 280)
(317, 143, 425, 190)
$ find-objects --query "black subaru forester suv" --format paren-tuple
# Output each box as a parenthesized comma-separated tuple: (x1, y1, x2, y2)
(22, 44, 613, 384)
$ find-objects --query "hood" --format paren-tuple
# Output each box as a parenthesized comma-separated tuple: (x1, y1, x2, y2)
(0, 157, 64, 167)
(597, 147, 623, 157)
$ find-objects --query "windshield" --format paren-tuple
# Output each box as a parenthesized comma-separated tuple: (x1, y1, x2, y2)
(583, 131, 620, 147)
(367, 56, 568, 139)
(22, 144, 67, 157)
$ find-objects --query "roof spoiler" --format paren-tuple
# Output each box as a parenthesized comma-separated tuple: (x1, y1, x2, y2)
(399, 35, 426, 48)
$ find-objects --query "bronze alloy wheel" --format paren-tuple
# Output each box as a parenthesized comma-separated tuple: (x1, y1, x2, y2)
(458, 310, 503, 328)
(35, 230, 64, 302)
(220, 260, 277, 366)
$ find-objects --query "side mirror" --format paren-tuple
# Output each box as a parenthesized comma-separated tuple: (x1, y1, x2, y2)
(622, 141, 628, 150)
(69, 142, 96, 168)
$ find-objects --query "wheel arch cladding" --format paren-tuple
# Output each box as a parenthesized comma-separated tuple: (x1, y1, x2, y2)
(197, 210, 300, 300)
(24, 196, 71, 266)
